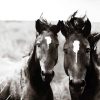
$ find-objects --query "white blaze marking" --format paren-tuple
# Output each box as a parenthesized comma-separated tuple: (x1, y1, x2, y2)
(37, 41, 41, 44)
(73, 40, 80, 63)
(40, 61, 46, 72)
(45, 36, 52, 48)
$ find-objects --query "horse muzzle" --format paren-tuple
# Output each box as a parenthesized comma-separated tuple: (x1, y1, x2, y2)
(69, 79, 86, 95)
(41, 70, 55, 83)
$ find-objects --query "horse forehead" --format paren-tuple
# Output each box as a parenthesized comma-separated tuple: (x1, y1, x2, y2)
(73, 40, 80, 52)
(43, 30, 52, 35)
(45, 36, 52, 45)
(71, 34, 89, 46)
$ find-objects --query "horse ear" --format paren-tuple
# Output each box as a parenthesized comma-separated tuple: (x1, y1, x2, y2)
(82, 17, 91, 37)
(71, 10, 78, 18)
(93, 33, 100, 44)
(67, 10, 78, 22)
(60, 21, 68, 37)
(35, 19, 45, 34)
(50, 20, 61, 34)
(88, 33, 100, 50)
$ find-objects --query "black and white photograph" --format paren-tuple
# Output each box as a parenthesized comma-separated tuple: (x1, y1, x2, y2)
(0, 0, 100, 100)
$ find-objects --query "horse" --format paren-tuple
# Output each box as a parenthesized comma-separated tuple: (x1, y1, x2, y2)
(0, 19, 60, 100)
(60, 11, 100, 100)
(88, 33, 100, 100)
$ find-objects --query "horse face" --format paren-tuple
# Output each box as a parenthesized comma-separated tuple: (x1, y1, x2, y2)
(60, 11, 91, 97)
(35, 32, 59, 76)
(35, 19, 60, 81)
(63, 34, 90, 95)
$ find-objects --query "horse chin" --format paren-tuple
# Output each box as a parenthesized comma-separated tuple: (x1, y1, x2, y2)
(70, 86, 85, 98)
(70, 91, 83, 100)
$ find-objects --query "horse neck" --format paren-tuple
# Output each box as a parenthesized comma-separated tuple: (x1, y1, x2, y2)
(80, 58, 99, 100)
(27, 45, 42, 82)
(83, 51, 99, 98)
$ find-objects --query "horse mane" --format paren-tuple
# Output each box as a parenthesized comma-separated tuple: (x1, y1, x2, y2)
(40, 18, 52, 27)
(23, 42, 41, 83)
(65, 16, 85, 34)
(24, 43, 52, 92)
(81, 33, 100, 100)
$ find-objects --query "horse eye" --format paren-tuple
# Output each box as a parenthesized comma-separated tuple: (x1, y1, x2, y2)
(64, 49, 68, 54)
(94, 46, 97, 51)
(36, 43, 41, 47)
(86, 48, 90, 53)
(55, 44, 59, 48)
(49, 43, 53, 47)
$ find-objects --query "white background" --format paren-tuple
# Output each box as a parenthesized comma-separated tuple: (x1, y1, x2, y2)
(0, 0, 99, 22)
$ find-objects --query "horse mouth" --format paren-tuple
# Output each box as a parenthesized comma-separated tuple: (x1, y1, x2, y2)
(69, 86, 85, 95)
(41, 70, 55, 83)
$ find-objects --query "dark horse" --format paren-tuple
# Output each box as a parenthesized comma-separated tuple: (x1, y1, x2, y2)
(0, 19, 60, 100)
(60, 11, 100, 100)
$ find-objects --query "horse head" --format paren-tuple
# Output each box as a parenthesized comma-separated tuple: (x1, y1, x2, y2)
(35, 19, 60, 82)
(60, 11, 91, 99)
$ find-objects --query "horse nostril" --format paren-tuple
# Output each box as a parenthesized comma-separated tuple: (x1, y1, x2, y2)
(41, 71, 45, 76)
(41, 70, 55, 76)
(52, 71, 55, 77)
(69, 80, 74, 87)
(69, 80, 86, 87)
(81, 80, 86, 87)
(41, 70, 55, 82)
